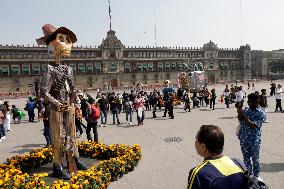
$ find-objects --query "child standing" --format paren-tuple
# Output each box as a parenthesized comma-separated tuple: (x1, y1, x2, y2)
(75, 104, 84, 137)
(124, 96, 133, 125)
(210, 88, 217, 110)
(42, 102, 51, 147)
(237, 93, 265, 182)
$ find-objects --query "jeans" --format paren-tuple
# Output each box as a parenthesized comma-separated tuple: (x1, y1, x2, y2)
(225, 97, 230, 108)
(28, 110, 35, 122)
(210, 99, 216, 109)
(126, 110, 133, 122)
(112, 109, 120, 124)
(260, 107, 267, 121)
(0, 124, 5, 138)
(86, 121, 98, 142)
(168, 105, 174, 118)
(100, 110, 107, 124)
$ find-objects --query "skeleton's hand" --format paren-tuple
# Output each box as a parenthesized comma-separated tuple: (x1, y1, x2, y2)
(58, 102, 69, 112)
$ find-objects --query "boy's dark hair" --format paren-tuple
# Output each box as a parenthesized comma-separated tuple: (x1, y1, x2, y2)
(248, 93, 260, 101)
(197, 125, 224, 154)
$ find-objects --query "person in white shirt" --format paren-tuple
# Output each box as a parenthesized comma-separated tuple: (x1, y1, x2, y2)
(236, 87, 244, 102)
(275, 84, 283, 112)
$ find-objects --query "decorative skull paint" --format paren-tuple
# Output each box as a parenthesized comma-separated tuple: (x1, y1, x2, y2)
(49, 33, 73, 60)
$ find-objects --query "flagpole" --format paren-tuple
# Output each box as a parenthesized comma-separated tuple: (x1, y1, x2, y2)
(108, 0, 112, 31)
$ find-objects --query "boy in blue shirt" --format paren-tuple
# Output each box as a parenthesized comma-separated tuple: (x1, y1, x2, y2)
(237, 93, 265, 181)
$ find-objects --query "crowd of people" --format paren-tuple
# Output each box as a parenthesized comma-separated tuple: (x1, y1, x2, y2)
(0, 80, 281, 188)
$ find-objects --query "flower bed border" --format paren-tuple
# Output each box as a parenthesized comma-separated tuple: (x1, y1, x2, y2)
(0, 141, 142, 188)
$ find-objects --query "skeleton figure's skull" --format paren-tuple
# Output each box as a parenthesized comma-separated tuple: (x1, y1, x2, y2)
(50, 33, 73, 59)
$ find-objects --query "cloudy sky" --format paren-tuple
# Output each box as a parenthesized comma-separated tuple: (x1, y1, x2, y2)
(0, 0, 283, 50)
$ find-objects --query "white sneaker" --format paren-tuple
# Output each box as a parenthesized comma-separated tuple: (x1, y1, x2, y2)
(257, 176, 264, 183)
(100, 124, 104, 127)
(103, 124, 107, 127)
(264, 120, 270, 123)
(129, 122, 133, 125)
(2, 136, 6, 140)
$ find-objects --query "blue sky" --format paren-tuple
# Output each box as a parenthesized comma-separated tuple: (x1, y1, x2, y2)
(0, 0, 283, 50)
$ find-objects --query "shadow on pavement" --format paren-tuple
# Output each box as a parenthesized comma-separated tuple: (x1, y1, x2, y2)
(119, 124, 139, 128)
(9, 149, 34, 154)
(215, 107, 226, 109)
(218, 117, 237, 119)
(15, 144, 44, 148)
(199, 108, 211, 111)
(261, 163, 284, 172)
(10, 144, 45, 154)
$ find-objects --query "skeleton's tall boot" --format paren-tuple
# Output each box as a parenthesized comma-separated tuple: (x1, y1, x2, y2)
(53, 148, 71, 180)
(53, 163, 71, 180)
(75, 157, 88, 170)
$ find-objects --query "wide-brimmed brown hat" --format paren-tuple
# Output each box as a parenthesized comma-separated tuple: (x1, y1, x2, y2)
(36, 24, 77, 45)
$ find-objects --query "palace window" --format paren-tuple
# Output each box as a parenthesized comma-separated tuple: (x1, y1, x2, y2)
(148, 63, 153, 71)
(11, 66, 20, 76)
(246, 63, 251, 69)
(219, 62, 224, 70)
(124, 63, 131, 72)
(22, 65, 30, 76)
(0, 66, 9, 77)
(224, 63, 228, 70)
(136, 63, 142, 72)
(171, 63, 176, 71)
(69, 63, 77, 74)
(32, 66, 40, 75)
(143, 63, 148, 71)
(78, 64, 85, 74)
(165, 62, 171, 71)
(95, 63, 101, 73)
(158, 62, 163, 71)
(236, 62, 240, 69)
(209, 62, 214, 69)
(178, 63, 183, 70)
(109, 63, 117, 72)
(41, 64, 48, 73)
(86, 63, 94, 74)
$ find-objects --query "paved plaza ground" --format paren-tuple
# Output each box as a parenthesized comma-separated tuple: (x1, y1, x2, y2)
(0, 81, 284, 189)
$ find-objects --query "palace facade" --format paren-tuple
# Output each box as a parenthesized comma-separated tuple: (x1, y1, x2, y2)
(0, 30, 252, 93)
(251, 49, 284, 79)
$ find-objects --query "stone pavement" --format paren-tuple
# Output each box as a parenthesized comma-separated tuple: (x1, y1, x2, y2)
(0, 81, 284, 189)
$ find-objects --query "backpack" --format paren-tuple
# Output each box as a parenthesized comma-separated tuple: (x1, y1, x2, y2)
(90, 104, 101, 121)
(234, 159, 268, 189)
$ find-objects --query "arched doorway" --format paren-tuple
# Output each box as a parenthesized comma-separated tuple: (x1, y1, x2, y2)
(111, 78, 118, 88)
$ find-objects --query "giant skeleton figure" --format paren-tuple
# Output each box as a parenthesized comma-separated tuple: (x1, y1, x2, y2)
(178, 72, 189, 91)
(37, 24, 87, 179)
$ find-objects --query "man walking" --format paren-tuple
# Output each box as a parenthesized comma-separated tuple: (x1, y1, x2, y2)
(275, 84, 283, 112)
(260, 89, 269, 123)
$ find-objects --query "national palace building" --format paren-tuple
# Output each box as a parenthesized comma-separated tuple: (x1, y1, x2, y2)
(0, 29, 265, 93)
